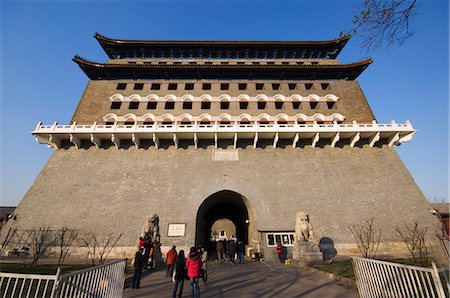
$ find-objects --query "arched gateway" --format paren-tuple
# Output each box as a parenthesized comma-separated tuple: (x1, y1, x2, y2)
(195, 190, 251, 248)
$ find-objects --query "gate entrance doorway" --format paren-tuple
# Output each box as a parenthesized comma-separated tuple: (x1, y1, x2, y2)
(195, 190, 250, 249)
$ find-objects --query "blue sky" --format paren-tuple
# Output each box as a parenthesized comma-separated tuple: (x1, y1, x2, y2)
(1, 0, 448, 206)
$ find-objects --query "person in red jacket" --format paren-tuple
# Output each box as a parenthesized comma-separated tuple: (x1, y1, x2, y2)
(185, 247, 202, 298)
(166, 245, 178, 277)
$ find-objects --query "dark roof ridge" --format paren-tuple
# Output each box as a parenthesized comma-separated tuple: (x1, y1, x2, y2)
(94, 32, 351, 45)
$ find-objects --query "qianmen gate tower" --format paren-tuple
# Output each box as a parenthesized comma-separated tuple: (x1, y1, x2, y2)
(5, 33, 439, 261)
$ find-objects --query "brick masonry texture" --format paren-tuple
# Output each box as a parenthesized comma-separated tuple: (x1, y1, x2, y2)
(71, 80, 375, 124)
(5, 145, 439, 258)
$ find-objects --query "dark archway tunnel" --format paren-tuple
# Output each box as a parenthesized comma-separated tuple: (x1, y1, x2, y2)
(195, 190, 249, 247)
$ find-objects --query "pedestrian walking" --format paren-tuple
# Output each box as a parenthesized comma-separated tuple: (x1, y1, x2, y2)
(186, 247, 202, 298)
(276, 241, 286, 264)
(172, 250, 187, 298)
(228, 240, 236, 264)
(237, 240, 245, 264)
(200, 246, 208, 286)
(216, 241, 224, 264)
(166, 245, 178, 277)
(132, 248, 144, 289)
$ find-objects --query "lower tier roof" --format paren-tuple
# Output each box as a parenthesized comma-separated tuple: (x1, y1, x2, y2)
(73, 56, 372, 80)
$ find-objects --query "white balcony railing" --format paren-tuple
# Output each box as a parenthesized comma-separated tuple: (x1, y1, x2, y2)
(32, 120, 416, 149)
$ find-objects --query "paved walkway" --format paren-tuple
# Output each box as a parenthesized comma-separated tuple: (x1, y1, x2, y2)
(123, 260, 358, 298)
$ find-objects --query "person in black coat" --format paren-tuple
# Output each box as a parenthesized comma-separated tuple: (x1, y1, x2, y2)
(228, 240, 237, 264)
(132, 248, 145, 289)
(237, 241, 245, 263)
(172, 250, 187, 298)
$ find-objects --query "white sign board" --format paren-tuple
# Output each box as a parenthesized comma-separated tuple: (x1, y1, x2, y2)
(168, 224, 186, 237)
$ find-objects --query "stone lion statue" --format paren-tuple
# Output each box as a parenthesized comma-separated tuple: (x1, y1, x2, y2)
(295, 211, 314, 242)
(141, 214, 160, 240)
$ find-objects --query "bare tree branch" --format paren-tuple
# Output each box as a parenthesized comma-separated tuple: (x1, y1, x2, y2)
(82, 232, 123, 265)
(351, 0, 417, 51)
(348, 217, 382, 259)
(396, 222, 429, 265)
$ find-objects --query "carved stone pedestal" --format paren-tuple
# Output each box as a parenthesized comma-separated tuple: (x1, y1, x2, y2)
(292, 241, 323, 265)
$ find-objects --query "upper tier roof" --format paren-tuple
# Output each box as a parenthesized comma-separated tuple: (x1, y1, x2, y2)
(95, 33, 351, 60)
(73, 56, 372, 80)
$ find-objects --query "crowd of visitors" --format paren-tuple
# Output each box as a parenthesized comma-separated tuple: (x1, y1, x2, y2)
(215, 239, 245, 264)
(132, 238, 247, 296)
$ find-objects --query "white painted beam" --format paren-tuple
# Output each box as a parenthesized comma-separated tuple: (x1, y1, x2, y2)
(292, 133, 299, 148)
(152, 133, 159, 149)
(70, 133, 81, 149)
(350, 132, 360, 148)
(194, 133, 198, 149)
(253, 132, 258, 149)
(214, 133, 218, 149)
(331, 132, 340, 148)
(48, 134, 60, 149)
(90, 133, 101, 149)
(273, 132, 279, 149)
(388, 132, 400, 147)
(132, 133, 140, 148)
(173, 133, 178, 149)
(233, 132, 237, 149)
(369, 132, 380, 147)
(111, 133, 119, 149)
(312, 133, 320, 148)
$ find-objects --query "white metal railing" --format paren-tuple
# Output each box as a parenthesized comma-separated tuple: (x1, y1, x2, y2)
(34, 120, 414, 134)
(0, 269, 61, 298)
(352, 257, 447, 298)
(0, 260, 126, 298)
(56, 259, 126, 298)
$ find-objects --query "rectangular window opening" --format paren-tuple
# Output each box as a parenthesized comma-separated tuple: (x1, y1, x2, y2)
(129, 102, 139, 109)
(321, 83, 330, 90)
(292, 102, 301, 109)
(240, 101, 249, 109)
(110, 102, 122, 109)
(168, 83, 177, 90)
(309, 102, 318, 109)
(257, 101, 266, 109)
(288, 83, 296, 90)
(183, 101, 193, 109)
(275, 101, 284, 109)
(185, 83, 194, 90)
(220, 101, 230, 109)
(305, 83, 313, 90)
(327, 102, 335, 109)
(151, 83, 161, 90)
(311, 61, 319, 65)
(147, 102, 157, 109)
(220, 83, 229, 90)
(272, 83, 280, 90)
(116, 83, 127, 90)
(255, 83, 264, 90)
(134, 83, 144, 90)
(202, 83, 211, 90)
(201, 101, 211, 109)
(238, 83, 247, 90)
(165, 101, 175, 109)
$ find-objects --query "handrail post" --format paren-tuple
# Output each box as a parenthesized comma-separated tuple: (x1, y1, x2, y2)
(431, 261, 446, 298)
(51, 266, 62, 298)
